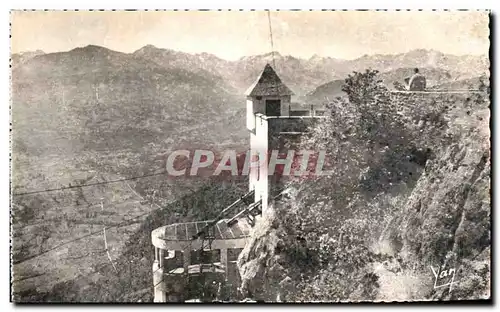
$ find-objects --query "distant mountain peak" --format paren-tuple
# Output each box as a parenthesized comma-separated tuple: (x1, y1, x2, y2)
(71, 44, 113, 54)
(196, 51, 224, 61)
(133, 44, 177, 57)
(135, 44, 161, 52)
(16, 49, 45, 56)
(11, 49, 46, 65)
(143, 44, 158, 49)
(239, 51, 283, 61)
(264, 51, 282, 58)
(405, 48, 442, 56)
(309, 53, 322, 60)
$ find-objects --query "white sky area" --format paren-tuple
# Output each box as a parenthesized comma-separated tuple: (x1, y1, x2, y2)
(11, 10, 490, 60)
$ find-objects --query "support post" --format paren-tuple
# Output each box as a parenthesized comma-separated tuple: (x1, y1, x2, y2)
(158, 249, 165, 268)
(183, 248, 191, 274)
(153, 247, 166, 302)
(220, 248, 228, 281)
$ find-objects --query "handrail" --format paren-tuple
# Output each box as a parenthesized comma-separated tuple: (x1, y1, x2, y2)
(390, 90, 485, 94)
(227, 200, 262, 227)
(192, 190, 255, 239)
(191, 187, 288, 239)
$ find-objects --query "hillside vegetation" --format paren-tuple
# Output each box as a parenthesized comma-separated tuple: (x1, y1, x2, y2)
(13, 180, 246, 302)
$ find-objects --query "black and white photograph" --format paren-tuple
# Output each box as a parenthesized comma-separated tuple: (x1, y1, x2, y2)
(9, 9, 491, 303)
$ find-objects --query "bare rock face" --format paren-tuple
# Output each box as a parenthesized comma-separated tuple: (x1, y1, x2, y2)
(237, 209, 292, 301)
(385, 121, 490, 300)
(388, 140, 489, 262)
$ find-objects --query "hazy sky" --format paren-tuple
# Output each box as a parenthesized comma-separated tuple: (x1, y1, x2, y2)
(11, 10, 490, 60)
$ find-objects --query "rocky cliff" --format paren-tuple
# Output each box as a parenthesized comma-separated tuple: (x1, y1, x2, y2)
(237, 104, 490, 301)
(383, 108, 490, 300)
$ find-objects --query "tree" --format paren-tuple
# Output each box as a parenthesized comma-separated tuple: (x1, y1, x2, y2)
(269, 70, 411, 301)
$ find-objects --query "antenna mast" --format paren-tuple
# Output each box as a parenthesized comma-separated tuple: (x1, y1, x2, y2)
(267, 10, 277, 70)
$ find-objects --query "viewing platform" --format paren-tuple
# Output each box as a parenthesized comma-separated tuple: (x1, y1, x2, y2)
(151, 217, 253, 302)
(251, 113, 327, 137)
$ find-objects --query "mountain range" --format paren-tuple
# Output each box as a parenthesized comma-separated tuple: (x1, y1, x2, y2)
(11, 44, 489, 301)
(11, 44, 490, 196)
(13, 45, 489, 96)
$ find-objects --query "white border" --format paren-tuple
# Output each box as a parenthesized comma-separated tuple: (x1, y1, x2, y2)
(1, 1, 497, 311)
(2, 1, 496, 10)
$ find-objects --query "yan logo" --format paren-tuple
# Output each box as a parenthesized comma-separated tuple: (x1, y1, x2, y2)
(430, 265, 458, 293)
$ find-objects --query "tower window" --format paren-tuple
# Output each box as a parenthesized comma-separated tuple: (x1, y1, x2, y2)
(266, 100, 281, 116)
(256, 163, 260, 181)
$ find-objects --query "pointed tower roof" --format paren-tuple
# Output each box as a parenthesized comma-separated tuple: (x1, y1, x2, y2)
(245, 64, 294, 97)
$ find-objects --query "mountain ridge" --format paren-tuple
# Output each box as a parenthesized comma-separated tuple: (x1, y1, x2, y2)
(13, 45, 489, 96)
(13, 45, 488, 64)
